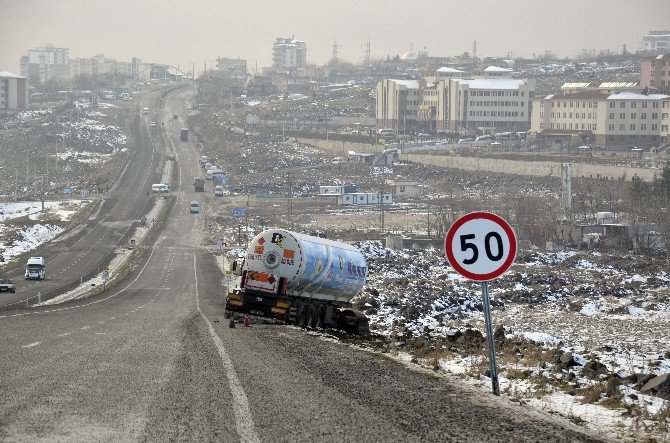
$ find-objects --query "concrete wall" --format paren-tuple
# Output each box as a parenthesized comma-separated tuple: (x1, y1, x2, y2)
(400, 153, 658, 182)
(299, 137, 659, 182)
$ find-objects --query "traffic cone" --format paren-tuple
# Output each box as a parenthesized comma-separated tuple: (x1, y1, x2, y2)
(243, 314, 250, 327)
(229, 317, 235, 328)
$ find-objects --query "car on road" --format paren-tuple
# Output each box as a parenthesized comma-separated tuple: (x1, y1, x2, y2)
(214, 185, 224, 197)
(149, 121, 156, 127)
(458, 137, 475, 143)
(0, 278, 16, 293)
(189, 201, 199, 213)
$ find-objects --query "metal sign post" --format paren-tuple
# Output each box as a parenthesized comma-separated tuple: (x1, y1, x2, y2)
(444, 211, 517, 396)
(481, 281, 499, 396)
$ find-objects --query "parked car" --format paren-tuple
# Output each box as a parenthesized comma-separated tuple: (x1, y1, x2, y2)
(189, 201, 199, 213)
(0, 278, 16, 293)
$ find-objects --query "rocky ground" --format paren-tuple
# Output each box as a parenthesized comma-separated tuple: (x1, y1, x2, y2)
(349, 243, 670, 440)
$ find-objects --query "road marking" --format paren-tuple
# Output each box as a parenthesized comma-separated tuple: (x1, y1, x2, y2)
(81, 326, 91, 330)
(57, 332, 71, 337)
(109, 317, 116, 320)
(193, 253, 259, 443)
(22, 342, 41, 348)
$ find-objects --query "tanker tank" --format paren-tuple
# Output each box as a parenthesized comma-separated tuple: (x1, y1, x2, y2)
(243, 229, 368, 303)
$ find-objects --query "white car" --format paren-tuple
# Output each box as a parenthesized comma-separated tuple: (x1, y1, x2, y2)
(189, 201, 199, 213)
(214, 185, 224, 197)
(149, 121, 156, 127)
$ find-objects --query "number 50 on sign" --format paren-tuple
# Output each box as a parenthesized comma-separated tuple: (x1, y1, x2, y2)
(445, 212, 517, 282)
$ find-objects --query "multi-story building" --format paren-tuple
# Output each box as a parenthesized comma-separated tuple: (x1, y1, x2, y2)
(375, 78, 427, 132)
(272, 37, 307, 69)
(531, 91, 670, 147)
(0, 71, 28, 110)
(446, 77, 535, 132)
(216, 57, 247, 76)
(376, 66, 535, 133)
(20, 44, 69, 83)
(640, 30, 670, 53)
(640, 53, 670, 89)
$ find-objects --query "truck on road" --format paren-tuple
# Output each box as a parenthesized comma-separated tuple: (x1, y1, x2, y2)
(225, 229, 370, 334)
(25, 257, 46, 280)
(194, 177, 205, 192)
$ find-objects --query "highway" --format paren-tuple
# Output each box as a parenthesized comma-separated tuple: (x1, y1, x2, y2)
(0, 87, 604, 442)
(0, 87, 172, 308)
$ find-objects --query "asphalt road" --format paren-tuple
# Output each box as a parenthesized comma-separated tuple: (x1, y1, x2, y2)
(0, 87, 173, 308)
(0, 87, 605, 442)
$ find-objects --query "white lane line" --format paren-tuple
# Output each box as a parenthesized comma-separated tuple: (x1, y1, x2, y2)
(81, 326, 91, 330)
(193, 253, 259, 443)
(57, 332, 71, 337)
(109, 317, 116, 320)
(22, 342, 41, 348)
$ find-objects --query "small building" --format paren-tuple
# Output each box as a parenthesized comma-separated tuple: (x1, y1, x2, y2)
(348, 151, 375, 164)
(385, 179, 420, 197)
(0, 71, 28, 110)
(319, 185, 344, 196)
(338, 192, 392, 206)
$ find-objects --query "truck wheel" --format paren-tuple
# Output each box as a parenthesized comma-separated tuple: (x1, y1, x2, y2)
(298, 306, 309, 328)
(306, 306, 317, 329)
(314, 307, 325, 330)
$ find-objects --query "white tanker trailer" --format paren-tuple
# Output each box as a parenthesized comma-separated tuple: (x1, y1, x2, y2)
(225, 229, 370, 334)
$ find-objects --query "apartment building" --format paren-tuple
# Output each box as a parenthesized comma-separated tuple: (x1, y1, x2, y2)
(531, 91, 670, 147)
(216, 57, 247, 76)
(640, 53, 670, 89)
(640, 30, 670, 53)
(0, 71, 28, 110)
(272, 37, 307, 69)
(20, 44, 69, 83)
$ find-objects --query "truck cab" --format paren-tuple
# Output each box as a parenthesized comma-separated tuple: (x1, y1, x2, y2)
(25, 257, 46, 280)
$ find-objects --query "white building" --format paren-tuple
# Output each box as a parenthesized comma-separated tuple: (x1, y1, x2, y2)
(0, 71, 28, 110)
(21, 44, 69, 83)
(447, 77, 535, 132)
(272, 37, 307, 69)
(376, 66, 535, 133)
(217, 57, 247, 76)
(531, 90, 670, 147)
(385, 179, 420, 197)
(640, 30, 670, 53)
(338, 193, 392, 206)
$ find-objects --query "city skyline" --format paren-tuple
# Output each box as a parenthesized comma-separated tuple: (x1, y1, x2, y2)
(1, 0, 669, 75)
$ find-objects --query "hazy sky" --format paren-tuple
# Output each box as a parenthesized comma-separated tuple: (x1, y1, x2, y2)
(1, 0, 669, 75)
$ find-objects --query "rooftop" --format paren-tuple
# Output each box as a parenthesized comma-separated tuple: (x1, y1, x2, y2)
(389, 79, 421, 89)
(436, 67, 464, 73)
(453, 78, 526, 90)
(484, 66, 513, 72)
(0, 71, 26, 79)
(607, 92, 670, 100)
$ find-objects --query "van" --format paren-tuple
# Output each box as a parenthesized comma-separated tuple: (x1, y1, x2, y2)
(25, 257, 46, 280)
(214, 185, 224, 197)
(206, 168, 224, 180)
(376, 128, 395, 137)
(151, 183, 167, 193)
(189, 201, 199, 213)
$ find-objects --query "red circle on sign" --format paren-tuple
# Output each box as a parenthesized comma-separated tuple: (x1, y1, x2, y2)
(445, 211, 517, 281)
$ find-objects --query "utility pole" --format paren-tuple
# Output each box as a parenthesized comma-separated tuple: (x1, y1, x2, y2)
(245, 193, 250, 249)
(427, 201, 430, 238)
(286, 172, 293, 230)
(379, 180, 385, 233)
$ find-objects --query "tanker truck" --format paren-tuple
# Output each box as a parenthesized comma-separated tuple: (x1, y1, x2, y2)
(225, 229, 370, 335)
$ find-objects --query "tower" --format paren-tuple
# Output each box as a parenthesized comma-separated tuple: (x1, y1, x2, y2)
(473, 40, 477, 59)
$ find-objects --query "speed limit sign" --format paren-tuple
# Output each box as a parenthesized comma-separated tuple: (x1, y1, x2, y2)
(445, 212, 517, 281)
(445, 211, 516, 396)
